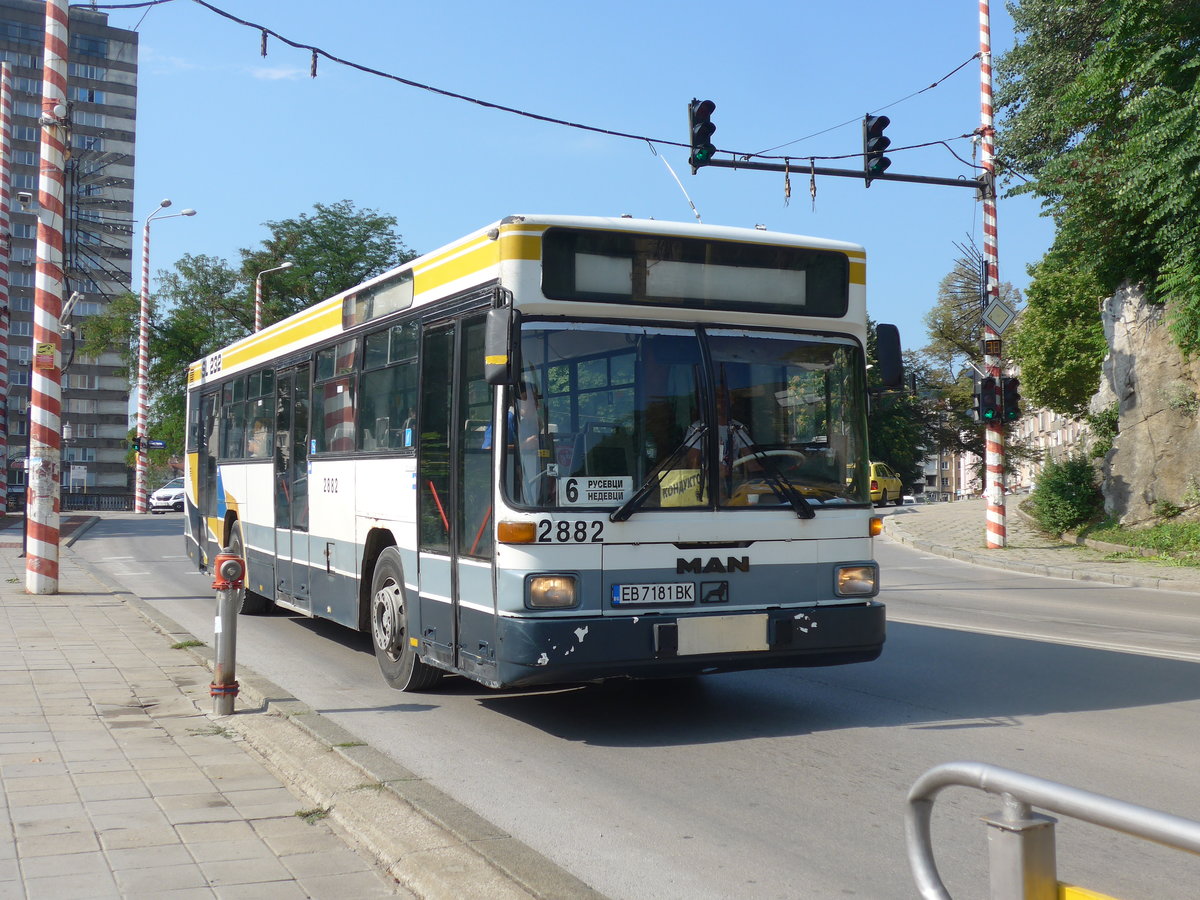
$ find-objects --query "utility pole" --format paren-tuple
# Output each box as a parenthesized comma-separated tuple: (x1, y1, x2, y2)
(0, 62, 12, 515)
(979, 0, 1006, 548)
(28, 0, 69, 594)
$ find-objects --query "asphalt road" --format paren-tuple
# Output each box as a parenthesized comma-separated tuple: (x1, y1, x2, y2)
(75, 514, 1200, 899)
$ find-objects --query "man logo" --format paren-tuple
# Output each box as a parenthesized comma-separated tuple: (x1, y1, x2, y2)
(676, 556, 749, 575)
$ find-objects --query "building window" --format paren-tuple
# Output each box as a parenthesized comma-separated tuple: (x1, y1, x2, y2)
(13, 149, 37, 166)
(15, 77, 41, 94)
(15, 100, 38, 117)
(11, 321, 32, 337)
(11, 370, 29, 386)
(70, 35, 108, 58)
(941, 477, 950, 487)
(71, 133, 105, 152)
(11, 271, 35, 287)
(69, 86, 107, 104)
(15, 125, 37, 142)
(13, 174, 36, 190)
(68, 62, 107, 80)
(0, 50, 37, 68)
(13, 223, 35, 239)
(73, 111, 106, 128)
(65, 399, 99, 415)
(66, 374, 100, 390)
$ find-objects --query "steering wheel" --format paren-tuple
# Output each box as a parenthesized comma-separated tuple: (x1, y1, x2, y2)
(731, 449, 807, 470)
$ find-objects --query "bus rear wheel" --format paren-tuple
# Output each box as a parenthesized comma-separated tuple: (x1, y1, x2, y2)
(370, 548, 442, 691)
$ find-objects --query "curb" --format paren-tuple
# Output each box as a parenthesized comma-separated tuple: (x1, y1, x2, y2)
(65, 547, 605, 900)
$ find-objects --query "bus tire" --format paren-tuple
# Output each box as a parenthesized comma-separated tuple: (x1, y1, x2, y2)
(229, 522, 272, 615)
(370, 548, 442, 691)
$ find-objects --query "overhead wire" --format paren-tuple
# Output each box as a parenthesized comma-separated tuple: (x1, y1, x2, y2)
(76, 0, 982, 171)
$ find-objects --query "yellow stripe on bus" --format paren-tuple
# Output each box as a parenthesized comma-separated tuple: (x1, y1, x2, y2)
(1059, 884, 1120, 900)
(222, 302, 342, 371)
(849, 261, 866, 285)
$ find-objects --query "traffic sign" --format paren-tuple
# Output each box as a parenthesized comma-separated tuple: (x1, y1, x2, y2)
(147, 439, 166, 449)
(982, 299, 1017, 335)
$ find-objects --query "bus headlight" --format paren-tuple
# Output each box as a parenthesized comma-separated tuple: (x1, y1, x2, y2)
(834, 564, 877, 597)
(527, 574, 578, 609)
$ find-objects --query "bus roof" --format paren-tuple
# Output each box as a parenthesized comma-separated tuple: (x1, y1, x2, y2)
(187, 215, 866, 387)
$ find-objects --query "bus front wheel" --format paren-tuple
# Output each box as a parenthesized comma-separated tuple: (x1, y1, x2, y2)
(370, 548, 442, 691)
(229, 522, 271, 615)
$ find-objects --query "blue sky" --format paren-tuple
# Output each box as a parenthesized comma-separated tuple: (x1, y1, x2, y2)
(109, 0, 1053, 352)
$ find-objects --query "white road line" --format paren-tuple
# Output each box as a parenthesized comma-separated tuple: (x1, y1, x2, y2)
(888, 613, 1200, 663)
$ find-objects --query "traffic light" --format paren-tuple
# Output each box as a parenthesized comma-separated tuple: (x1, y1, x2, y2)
(862, 114, 891, 187)
(1002, 376, 1021, 422)
(979, 376, 1000, 423)
(689, 99, 717, 171)
(130, 437, 141, 452)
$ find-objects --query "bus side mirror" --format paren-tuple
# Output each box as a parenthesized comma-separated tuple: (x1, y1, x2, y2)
(484, 306, 522, 386)
(874, 323, 903, 389)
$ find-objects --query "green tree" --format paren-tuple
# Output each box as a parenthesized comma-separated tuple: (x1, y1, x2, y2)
(240, 199, 416, 326)
(922, 242, 1020, 375)
(996, 0, 1200, 355)
(1007, 255, 1108, 418)
(84, 201, 415, 457)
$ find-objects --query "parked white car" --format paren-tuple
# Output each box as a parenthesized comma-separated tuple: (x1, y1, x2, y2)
(149, 477, 185, 514)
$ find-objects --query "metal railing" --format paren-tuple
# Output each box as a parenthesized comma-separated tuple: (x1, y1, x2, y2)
(906, 761, 1200, 900)
(7, 492, 134, 513)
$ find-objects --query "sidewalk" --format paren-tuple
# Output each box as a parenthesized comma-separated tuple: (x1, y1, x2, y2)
(881, 498, 1200, 595)
(1, 515, 600, 900)
(0, 518, 405, 899)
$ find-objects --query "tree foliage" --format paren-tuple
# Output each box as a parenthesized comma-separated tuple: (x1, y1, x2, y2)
(922, 241, 1020, 374)
(240, 199, 415, 324)
(996, 0, 1200, 356)
(1007, 255, 1108, 417)
(84, 200, 414, 456)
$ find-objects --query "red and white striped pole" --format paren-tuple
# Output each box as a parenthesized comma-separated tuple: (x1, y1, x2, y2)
(0, 62, 13, 515)
(135, 200, 194, 513)
(134, 201, 161, 514)
(254, 261, 293, 332)
(28, 0, 70, 593)
(980, 0, 1006, 548)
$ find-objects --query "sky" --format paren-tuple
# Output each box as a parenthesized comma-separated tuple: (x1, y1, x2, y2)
(103, 0, 1054, 353)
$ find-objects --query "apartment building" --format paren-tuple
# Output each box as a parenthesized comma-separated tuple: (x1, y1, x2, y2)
(1, 0, 137, 499)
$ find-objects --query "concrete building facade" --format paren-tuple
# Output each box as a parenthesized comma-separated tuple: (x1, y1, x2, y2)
(1, 0, 137, 502)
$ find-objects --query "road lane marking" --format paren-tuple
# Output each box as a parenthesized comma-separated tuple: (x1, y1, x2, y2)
(888, 613, 1200, 663)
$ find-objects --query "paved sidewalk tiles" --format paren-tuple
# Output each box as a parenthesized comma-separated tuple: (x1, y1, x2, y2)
(0, 546, 404, 899)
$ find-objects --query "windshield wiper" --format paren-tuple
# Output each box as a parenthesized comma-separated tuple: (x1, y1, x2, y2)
(729, 423, 817, 519)
(609, 426, 706, 523)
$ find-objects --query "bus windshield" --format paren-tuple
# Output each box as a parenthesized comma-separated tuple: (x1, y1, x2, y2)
(504, 322, 870, 511)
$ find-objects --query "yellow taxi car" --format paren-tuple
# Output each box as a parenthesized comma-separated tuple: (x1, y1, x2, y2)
(869, 461, 904, 507)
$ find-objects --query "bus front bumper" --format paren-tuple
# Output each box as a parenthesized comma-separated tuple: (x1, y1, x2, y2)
(494, 601, 885, 688)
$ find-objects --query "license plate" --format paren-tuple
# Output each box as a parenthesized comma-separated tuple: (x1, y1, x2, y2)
(611, 582, 695, 605)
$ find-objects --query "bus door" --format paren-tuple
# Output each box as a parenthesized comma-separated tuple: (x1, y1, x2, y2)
(274, 365, 311, 610)
(195, 391, 221, 569)
(418, 315, 497, 681)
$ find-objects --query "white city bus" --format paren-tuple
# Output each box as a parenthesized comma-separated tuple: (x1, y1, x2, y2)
(184, 215, 902, 691)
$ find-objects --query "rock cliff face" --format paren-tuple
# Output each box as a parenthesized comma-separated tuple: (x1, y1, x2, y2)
(1092, 284, 1200, 525)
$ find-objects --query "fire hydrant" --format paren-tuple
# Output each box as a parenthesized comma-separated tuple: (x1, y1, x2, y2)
(211, 548, 245, 716)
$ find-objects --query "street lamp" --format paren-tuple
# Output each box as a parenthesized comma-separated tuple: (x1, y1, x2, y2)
(254, 260, 294, 332)
(135, 199, 195, 514)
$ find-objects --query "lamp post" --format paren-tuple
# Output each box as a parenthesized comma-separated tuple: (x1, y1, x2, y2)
(135, 199, 195, 514)
(254, 261, 293, 332)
